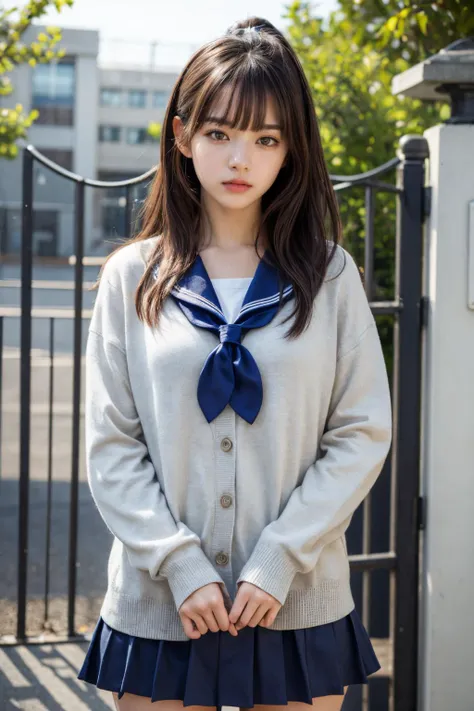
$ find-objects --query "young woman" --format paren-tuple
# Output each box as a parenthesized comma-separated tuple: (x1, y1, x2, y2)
(78, 16, 392, 711)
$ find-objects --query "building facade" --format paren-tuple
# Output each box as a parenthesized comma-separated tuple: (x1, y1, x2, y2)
(0, 25, 180, 257)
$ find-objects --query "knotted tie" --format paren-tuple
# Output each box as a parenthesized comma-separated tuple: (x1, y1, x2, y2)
(154, 251, 293, 424)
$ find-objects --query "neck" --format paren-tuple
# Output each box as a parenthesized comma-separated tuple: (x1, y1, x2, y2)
(198, 190, 266, 252)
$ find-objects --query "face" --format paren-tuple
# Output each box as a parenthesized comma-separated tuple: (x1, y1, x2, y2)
(173, 87, 288, 210)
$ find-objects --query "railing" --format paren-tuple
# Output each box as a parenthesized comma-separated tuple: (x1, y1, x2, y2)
(0, 135, 429, 711)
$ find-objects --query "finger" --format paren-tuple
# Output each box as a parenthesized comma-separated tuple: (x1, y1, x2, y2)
(212, 598, 231, 633)
(191, 613, 209, 635)
(180, 615, 201, 639)
(260, 607, 279, 627)
(202, 610, 220, 634)
(247, 602, 272, 628)
(236, 599, 260, 630)
(228, 621, 238, 636)
(229, 588, 249, 625)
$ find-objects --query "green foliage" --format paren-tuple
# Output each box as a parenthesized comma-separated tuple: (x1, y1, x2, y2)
(337, 0, 474, 64)
(147, 121, 162, 142)
(283, 0, 470, 372)
(0, 0, 73, 159)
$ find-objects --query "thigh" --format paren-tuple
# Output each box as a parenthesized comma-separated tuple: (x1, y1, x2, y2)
(241, 685, 348, 711)
(112, 693, 217, 711)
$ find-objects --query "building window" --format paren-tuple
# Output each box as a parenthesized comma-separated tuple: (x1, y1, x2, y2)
(126, 127, 156, 145)
(33, 210, 59, 256)
(0, 208, 59, 256)
(100, 88, 123, 107)
(32, 59, 75, 126)
(152, 90, 168, 108)
(128, 90, 147, 108)
(99, 125, 121, 142)
(97, 171, 149, 239)
(40, 148, 73, 171)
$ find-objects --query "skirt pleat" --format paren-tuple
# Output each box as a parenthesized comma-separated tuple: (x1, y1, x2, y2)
(78, 608, 381, 707)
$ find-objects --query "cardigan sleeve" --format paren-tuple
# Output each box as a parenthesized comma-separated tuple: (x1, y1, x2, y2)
(236, 250, 393, 605)
(85, 270, 228, 613)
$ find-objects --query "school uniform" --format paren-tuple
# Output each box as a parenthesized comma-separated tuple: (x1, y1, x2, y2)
(78, 235, 391, 705)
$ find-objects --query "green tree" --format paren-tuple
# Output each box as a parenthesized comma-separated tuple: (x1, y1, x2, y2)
(338, 0, 474, 63)
(0, 0, 73, 159)
(283, 1, 470, 371)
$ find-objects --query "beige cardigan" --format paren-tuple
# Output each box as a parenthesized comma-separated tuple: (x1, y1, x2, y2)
(85, 236, 392, 640)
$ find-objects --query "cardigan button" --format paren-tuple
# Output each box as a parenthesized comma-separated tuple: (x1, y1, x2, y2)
(220, 437, 233, 452)
(215, 552, 229, 566)
(220, 494, 233, 508)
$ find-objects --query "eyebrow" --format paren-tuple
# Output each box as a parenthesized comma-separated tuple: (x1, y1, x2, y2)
(203, 116, 283, 131)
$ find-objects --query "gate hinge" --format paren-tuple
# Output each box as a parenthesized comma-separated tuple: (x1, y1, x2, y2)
(423, 186, 432, 219)
(420, 296, 429, 329)
(417, 496, 426, 530)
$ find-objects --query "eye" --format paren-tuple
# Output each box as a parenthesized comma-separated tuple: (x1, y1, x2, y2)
(205, 130, 279, 147)
(259, 136, 279, 147)
(206, 130, 228, 141)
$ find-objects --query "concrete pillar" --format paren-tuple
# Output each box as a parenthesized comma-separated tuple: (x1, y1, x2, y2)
(418, 121, 474, 711)
(392, 39, 474, 710)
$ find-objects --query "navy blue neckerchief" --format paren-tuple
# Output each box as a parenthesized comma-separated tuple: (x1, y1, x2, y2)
(154, 251, 294, 424)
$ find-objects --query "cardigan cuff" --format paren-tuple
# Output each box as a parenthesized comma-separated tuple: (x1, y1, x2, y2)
(160, 545, 227, 612)
(236, 540, 298, 606)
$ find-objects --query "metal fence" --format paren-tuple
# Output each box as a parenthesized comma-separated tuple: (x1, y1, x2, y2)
(0, 135, 429, 711)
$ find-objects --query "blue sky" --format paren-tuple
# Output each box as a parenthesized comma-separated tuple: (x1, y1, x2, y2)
(24, 0, 338, 68)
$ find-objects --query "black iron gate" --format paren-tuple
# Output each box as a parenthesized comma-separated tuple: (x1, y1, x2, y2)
(0, 134, 429, 711)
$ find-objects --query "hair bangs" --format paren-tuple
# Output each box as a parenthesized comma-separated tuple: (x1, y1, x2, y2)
(195, 65, 287, 137)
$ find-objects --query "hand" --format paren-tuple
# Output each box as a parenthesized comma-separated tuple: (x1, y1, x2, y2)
(229, 582, 282, 631)
(178, 583, 239, 639)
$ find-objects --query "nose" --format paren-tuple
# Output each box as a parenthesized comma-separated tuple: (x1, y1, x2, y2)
(228, 140, 251, 171)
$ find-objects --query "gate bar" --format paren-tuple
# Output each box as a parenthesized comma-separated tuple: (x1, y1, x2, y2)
(67, 179, 85, 637)
(17, 148, 34, 641)
(392, 134, 429, 711)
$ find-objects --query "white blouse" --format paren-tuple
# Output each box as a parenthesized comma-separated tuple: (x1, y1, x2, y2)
(210, 276, 253, 323)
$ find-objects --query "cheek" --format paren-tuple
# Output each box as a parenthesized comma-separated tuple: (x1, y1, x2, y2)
(191, 142, 219, 180)
(260, 151, 287, 185)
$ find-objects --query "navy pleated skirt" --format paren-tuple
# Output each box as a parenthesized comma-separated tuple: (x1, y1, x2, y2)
(78, 608, 380, 707)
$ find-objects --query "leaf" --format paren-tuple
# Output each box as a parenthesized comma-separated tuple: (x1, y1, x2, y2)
(416, 11, 428, 35)
(385, 15, 399, 32)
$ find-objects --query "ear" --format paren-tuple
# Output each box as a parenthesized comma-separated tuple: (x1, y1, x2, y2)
(172, 115, 192, 158)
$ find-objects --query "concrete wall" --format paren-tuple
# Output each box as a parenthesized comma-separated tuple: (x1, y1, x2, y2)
(98, 67, 177, 175)
(418, 122, 474, 711)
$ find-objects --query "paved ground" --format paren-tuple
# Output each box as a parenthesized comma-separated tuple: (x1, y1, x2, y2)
(0, 642, 115, 710)
(0, 640, 248, 711)
(0, 641, 239, 710)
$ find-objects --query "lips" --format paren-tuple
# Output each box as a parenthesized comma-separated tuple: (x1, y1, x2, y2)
(223, 180, 252, 187)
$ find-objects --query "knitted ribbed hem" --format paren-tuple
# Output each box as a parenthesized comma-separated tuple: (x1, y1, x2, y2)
(99, 579, 355, 641)
(236, 540, 299, 605)
(159, 545, 226, 612)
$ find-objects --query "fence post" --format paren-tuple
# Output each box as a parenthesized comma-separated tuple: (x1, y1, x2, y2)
(417, 119, 474, 711)
(393, 134, 428, 711)
(17, 147, 34, 641)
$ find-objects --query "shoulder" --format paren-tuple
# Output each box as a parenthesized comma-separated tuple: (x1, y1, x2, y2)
(323, 242, 364, 288)
(320, 242, 375, 351)
(99, 235, 161, 292)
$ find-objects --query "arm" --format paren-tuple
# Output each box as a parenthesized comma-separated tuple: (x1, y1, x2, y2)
(85, 272, 227, 612)
(236, 251, 393, 605)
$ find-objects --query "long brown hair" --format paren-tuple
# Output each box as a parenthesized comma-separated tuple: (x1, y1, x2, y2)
(95, 16, 342, 338)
